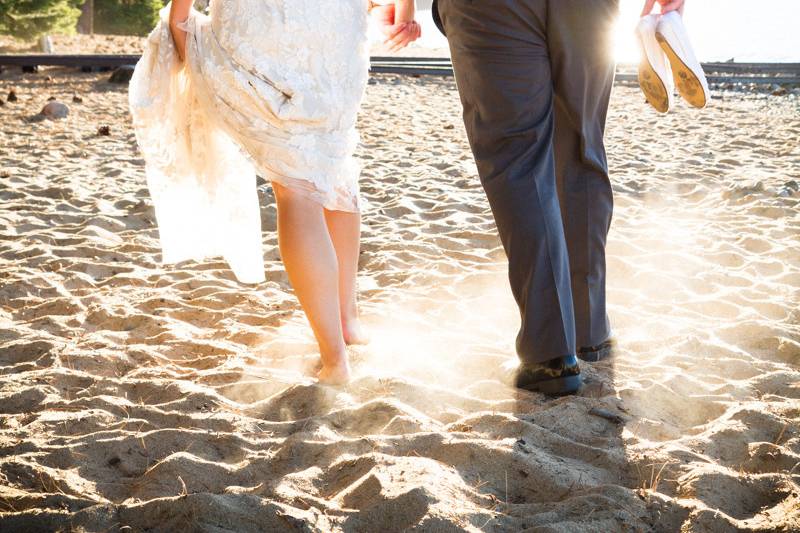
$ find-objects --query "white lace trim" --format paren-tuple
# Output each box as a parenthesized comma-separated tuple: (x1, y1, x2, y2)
(129, 1, 370, 284)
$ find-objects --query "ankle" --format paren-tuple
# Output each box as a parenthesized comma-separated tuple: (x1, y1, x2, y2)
(341, 317, 369, 346)
(317, 358, 351, 385)
(340, 304, 359, 325)
(319, 344, 348, 367)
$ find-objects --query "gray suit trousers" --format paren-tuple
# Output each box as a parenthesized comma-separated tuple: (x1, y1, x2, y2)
(436, 0, 618, 363)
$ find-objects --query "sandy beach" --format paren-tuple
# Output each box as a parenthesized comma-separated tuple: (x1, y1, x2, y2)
(1, 60, 799, 532)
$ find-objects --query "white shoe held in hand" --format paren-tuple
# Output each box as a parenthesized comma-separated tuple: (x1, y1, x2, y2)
(636, 14, 674, 113)
(656, 11, 710, 109)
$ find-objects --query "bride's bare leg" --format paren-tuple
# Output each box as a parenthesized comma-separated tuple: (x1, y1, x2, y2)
(273, 183, 350, 384)
(324, 209, 369, 345)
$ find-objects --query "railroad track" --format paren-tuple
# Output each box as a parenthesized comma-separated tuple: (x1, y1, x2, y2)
(1, 54, 799, 85)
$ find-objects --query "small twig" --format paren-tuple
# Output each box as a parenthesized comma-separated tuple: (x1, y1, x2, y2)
(479, 514, 498, 530)
(647, 461, 670, 496)
(504, 470, 509, 509)
(774, 422, 789, 445)
(589, 407, 625, 425)
(0, 496, 17, 513)
(470, 474, 490, 492)
(142, 456, 170, 477)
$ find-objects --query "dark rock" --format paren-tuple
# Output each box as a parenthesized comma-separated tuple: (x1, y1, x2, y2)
(22, 65, 38, 73)
(772, 86, 789, 97)
(778, 180, 800, 197)
(108, 65, 135, 84)
(515, 438, 533, 453)
(7, 89, 18, 102)
(72, 95, 83, 104)
(589, 407, 625, 425)
(47, 96, 56, 101)
(97, 125, 111, 136)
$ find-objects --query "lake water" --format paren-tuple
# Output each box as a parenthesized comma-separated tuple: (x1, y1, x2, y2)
(399, 0, 800, 63)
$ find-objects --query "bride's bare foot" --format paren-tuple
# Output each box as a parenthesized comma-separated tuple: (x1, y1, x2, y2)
(317, 345, 350, 385)
(342, 317, 370, 346)
(317, 360, 352, 385)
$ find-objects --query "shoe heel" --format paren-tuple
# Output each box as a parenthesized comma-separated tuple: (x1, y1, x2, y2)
(638, 60, 671, 113)
(655, 33, 708, 109)
(580, 352, 604, 363)
(534, 374, 582, 396)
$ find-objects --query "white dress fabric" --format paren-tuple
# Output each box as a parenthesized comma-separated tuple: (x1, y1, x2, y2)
(129, 0, 370, 284)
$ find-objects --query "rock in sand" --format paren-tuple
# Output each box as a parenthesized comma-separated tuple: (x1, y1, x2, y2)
(41, 100, 69, 120)
(108, 65, 135, 84)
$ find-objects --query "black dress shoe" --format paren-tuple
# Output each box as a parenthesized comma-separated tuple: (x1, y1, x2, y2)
(514, 355, 582, 396)
(577, 338, 617, 362)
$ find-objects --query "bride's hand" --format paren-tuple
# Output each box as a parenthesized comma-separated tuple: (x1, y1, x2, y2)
(641, 0, 685, 16)
(385, 20, 421, 51)
(169, 0, 193, 61)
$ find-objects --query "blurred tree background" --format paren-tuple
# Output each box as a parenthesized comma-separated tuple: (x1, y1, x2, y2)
(92, 0, 163, 36)
(0, 0, 84, 40)
(0, 0, 167, 39)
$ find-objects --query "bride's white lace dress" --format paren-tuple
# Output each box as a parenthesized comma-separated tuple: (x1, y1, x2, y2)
(129, 0, 370, 284)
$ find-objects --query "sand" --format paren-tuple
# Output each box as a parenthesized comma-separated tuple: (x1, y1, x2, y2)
(0, 34, 145, 55)
(1, 63, 799, 532)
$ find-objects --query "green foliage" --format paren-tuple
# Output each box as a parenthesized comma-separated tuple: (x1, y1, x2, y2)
(0, 0, 165, 40)
(93, 0, 164, 36)
(0, 0, 83, 40)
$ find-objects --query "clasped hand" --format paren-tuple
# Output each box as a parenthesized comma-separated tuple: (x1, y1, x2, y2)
(641, 0, 686, 16)
(370, 3, 422, 52)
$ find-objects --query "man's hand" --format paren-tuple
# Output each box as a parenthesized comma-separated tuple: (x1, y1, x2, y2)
(385, 21, 421, 52)
(371, 3, 422, 52)
(641, 0, 685, 17)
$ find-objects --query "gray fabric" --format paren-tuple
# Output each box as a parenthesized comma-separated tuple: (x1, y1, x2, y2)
(436, 0, 618, 363)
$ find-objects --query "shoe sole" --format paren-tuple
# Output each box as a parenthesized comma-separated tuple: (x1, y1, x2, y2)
(638, 55, 670, 113)
(656, 33, 707, 109)
(520, 374, 582, 396)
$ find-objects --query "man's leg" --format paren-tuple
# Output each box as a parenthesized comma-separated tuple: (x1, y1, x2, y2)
(437, 0, 576, 364)
(548, 0, 619, 350)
